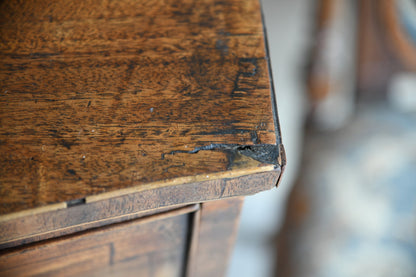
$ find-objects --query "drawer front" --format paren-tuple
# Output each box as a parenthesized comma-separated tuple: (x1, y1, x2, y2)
(0, 208, 194, 277)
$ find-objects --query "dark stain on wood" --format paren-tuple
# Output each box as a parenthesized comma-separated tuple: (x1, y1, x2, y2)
(162, 143, 280, 165)
(66, 198, 86, 208)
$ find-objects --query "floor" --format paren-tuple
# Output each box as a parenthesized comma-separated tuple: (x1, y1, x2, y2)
(277, 104, 416, 277)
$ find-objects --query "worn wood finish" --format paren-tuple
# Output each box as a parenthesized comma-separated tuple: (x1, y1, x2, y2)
(0, 170, 280, 249)
(0, 0, 284, 275)
(0, 0, 283, 215)
(191, 197, 244, 277)
(0, 205, 197, 277)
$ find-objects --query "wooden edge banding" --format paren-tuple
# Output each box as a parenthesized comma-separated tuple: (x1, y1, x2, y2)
(112, 203, 200, 226)
(0, 204, 195, 248)
(0, 202, 67, 223)
(276, 144, 287, 187)
(85, 165, 277, 203)
(0, 169, 281, 249)
(260, 1, 283, 147)
(0, 165, 275, 223)
(100, 203, 200, 227)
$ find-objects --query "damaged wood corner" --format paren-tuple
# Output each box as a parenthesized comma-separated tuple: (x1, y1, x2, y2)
(162, 142, 286, 168)
(275, 144, 287, 188)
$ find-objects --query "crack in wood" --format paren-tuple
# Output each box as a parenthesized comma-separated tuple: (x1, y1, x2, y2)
(161, 143, 281, 165)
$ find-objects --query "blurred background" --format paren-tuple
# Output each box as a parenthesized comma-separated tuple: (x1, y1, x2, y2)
(228, 0, 416, 276)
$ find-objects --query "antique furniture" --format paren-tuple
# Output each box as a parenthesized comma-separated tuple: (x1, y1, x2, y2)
(0, 0, 285, 276)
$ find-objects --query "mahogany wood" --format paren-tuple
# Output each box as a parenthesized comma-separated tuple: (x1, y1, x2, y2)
(0, 0, 284, 215)
(0, 171, 280, 249)
(0, 0, 284, 276)
(192, 197, 244, 277)
(0, 205, 197, 277)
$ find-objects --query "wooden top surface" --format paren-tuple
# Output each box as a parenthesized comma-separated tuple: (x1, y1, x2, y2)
(0, 0, 284, 216)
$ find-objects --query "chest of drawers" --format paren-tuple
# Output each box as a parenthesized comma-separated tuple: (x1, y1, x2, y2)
(0, 0, 285, 276)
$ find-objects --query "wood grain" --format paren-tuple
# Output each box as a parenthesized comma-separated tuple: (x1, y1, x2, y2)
(0, 0, 284, 215)
(0, 170, 280, 249)
(0, 205, 196, 277)
(191, 197, 244, 277)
